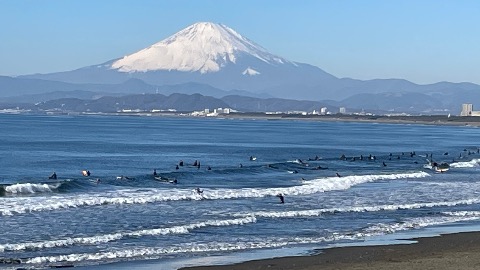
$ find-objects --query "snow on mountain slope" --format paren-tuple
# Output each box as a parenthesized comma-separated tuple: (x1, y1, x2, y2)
(242, 67, 260, 76)
(111, 22, 293, 73)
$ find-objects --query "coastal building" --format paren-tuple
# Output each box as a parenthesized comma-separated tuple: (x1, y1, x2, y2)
(460, 104, 480, 116)
(320, 107, 327, 115)
(339, 107, 347, 114)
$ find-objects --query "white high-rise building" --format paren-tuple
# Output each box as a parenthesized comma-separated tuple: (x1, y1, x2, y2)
(339, 107, 347, 114)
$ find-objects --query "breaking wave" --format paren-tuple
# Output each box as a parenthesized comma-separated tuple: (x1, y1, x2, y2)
(0, 216, 256, 252)
(1, 182, 63, 195)
(0, 172, 429, 216)
(23, 211, 480, 265)
(450, 159, 480, 168)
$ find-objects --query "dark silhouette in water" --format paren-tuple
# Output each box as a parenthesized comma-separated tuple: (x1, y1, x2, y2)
(277, 193, 285, 204)
(383, 162, 387, 167)
(207, 166, 211, 171)
(153, 169, 157, 176)
(49, 172, 57, 180)
(179, 160, 184, 167)
(336, 172, 342, 177)
(175, 165, 179, 170)
(239, 163, 243, 168)
(195, 188, 203, 194)
(193, 160, 198, 167)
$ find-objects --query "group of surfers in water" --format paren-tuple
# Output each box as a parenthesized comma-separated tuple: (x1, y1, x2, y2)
(47, 148, 479, 204)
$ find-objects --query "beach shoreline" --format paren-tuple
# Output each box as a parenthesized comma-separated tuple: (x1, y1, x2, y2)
(180, 229, 480, 270)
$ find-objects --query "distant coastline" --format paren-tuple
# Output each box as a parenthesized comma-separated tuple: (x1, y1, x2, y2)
(3, 110, 480, 127)
(223, 113, 480, 127)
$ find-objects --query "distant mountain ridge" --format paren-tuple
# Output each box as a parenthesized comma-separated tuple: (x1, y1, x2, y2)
(2, 21, 479, 113)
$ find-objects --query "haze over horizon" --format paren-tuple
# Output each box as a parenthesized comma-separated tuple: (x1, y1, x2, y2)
(1, 0, 479, 85)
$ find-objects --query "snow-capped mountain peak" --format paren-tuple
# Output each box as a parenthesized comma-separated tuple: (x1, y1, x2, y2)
(111, 22, 290, 73)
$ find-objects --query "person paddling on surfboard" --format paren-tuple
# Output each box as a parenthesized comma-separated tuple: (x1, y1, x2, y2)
(277, 193, 285, 204)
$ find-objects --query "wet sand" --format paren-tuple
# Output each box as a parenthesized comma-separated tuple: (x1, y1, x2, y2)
(181, 231, 480, 270)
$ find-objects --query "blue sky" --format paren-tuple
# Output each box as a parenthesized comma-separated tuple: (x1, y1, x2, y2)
(1, 0, 479, 84)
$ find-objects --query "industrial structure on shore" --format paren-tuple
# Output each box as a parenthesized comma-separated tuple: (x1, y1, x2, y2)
(461, 104, 480, 116)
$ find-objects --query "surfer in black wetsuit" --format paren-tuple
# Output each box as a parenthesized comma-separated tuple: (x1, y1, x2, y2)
(176, 165, 179, 170)
(153, 169, 157, 176)
(195, 188, 203, 194)
(336, 172, 342, 177)
(193, 160, 198, 167)
(179, 160, 184, 167)
(382, 161, 387, 167)
(49, 172, 57, 180)
(277, 193, 285, 204)
(207, 166, 211, 171)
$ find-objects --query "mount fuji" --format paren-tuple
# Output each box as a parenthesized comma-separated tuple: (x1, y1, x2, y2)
(18, 22, 480, 103)
(22, 22, 339, 100)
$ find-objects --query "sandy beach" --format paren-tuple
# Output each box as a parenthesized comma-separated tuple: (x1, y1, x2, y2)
(181, 231, 480, 270)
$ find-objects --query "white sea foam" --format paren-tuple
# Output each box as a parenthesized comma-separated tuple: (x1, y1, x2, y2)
(3, 183, 61, 194)
(236, 198, 480, 219)
(450, 159, 480, 168)
(23, 211, 480, 265)
(364, 213, 480, 234)
(0, 216, 256, 252)
(0, 172, 429, 216)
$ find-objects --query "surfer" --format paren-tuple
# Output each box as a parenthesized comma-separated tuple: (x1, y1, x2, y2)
(179, 160, 184, 167)
(277, 193, 285, 204)
(49, 172, 57, 180)
(382, 161, 387, 167)
(207, 166, 211, 171)
(336, 172, 342, 177)
(96, 178, 101, 184)
(193, 160, 198, 167)
(175, 165, 179, 170)
(153, 169, 157, 176)
(197, 161, 201, 169)
(195, 187, 203, 194)
(239, 163, 243, 168)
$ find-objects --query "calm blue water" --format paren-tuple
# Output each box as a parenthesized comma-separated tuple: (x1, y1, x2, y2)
(1, 114, 480, 269)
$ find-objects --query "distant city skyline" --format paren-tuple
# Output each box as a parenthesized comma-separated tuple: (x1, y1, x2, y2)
(1, 0, 479, 85)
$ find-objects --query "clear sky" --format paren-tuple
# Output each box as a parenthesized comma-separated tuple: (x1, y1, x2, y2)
(1, 0, 479, 85)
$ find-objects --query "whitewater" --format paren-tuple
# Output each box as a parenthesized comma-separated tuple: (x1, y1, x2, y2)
(1, 114, 480, 269)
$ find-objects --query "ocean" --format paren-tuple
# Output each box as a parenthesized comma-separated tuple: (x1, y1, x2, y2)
(0, 114, 479, 269)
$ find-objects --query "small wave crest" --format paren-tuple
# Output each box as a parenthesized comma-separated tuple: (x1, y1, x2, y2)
(450, 159, 480, 168)
(0, 216, 256, 252)
(235, 198, 480, 218)
(23, 211, 480, 265)
(2, 182, 62, 195)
